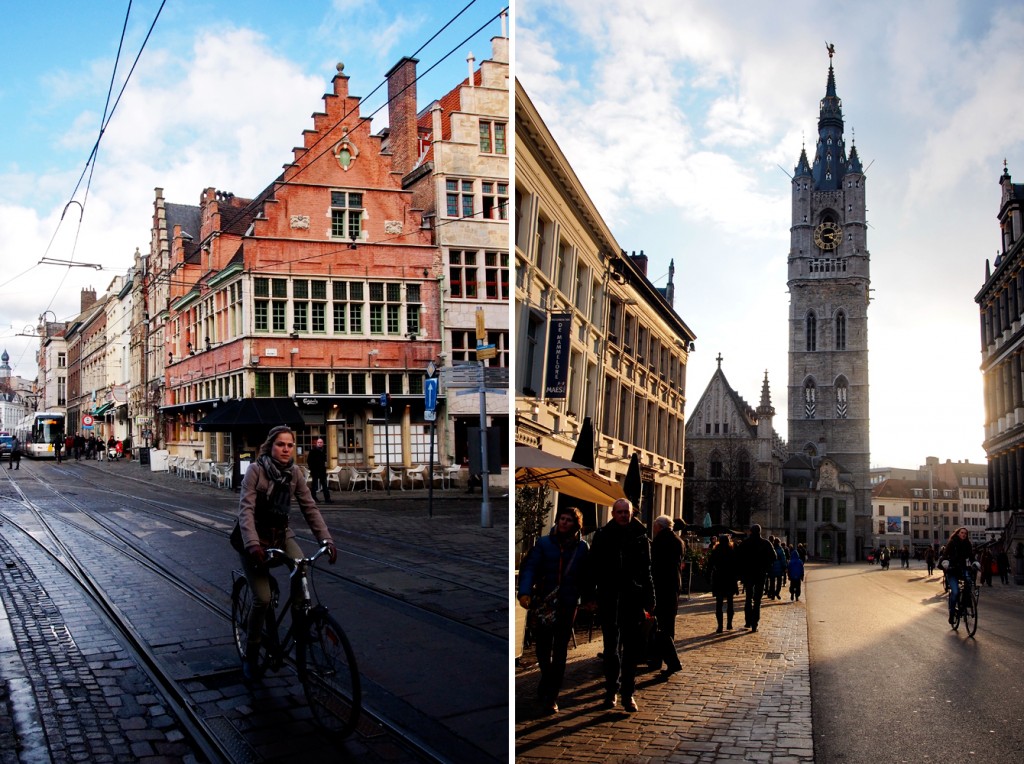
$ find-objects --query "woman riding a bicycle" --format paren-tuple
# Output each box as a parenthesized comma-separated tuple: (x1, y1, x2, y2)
(231, 425, 337, 680)
(938, 527, 975, 625)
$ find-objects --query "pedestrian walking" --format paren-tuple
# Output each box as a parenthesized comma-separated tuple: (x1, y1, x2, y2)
(709, 533, 738, 632)
(788, 547, 805, 601)
(517, 507, 589, 715)
(8, 437, 21, 470)
(52, 435, 63, 464)
(997, 547, 1010, 584)
(230, 425, 336, 682)
(307, 437, 331, 504)
(769, 536, 786, 599)
(900, 546, 910, 569)
(649, 515, 683, 676)
(925, 547, 936, 577)
(123, 434, 132, 461)
(586, 498, 654, 713)
(74, 433, 85, 461)
(979, 548, 994, 587)
(736, 523, 776, 633)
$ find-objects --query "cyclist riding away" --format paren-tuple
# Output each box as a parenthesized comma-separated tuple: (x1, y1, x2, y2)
(230, 425, 337, 681)
(939, 527, 976, 625)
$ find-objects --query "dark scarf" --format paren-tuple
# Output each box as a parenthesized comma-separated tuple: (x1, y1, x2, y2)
(257, 454, 294, 519)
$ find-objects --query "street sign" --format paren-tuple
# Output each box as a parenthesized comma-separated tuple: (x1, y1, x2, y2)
(475, 307, 486, 341)
(426, 360, 437, 378)
(476, 343, 497, 360)
(424, 410, 436, 421)
(379, 392, 389, 407)
(82, 415, 94, 428)
(424, 377, 438, 412)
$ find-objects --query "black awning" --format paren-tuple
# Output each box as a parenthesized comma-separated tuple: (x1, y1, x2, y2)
(194, 398, 305, 432)
(159, 398, 222, 416)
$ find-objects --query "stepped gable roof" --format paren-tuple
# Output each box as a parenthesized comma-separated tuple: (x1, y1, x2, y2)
(416, 67, 483, 166)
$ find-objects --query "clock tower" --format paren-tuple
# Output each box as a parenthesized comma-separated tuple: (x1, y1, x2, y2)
(787, 47, 871, 557)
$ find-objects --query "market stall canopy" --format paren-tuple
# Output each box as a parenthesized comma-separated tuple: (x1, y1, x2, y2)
(194, 398, 305, 432)
(515, 446, 625, 506)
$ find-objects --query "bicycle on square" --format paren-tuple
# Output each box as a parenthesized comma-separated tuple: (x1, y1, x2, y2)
(948, 563, 980, 637)
(231, 541, 361, 736)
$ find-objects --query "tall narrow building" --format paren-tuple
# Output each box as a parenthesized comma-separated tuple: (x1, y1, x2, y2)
(786, 48, 871, 559)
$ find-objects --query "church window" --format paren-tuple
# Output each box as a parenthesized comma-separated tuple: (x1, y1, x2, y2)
(710, 458, 723, 478)
(822, 498, 832, 522)
(797, 497, 807, 521)
(804, 379, 816, 418)
(826, 171, 832, 180)
(835, 378, 848, 419)
(805, 312, 817, 351)
(835, 310, 847, 350)
(838, 500, 847, 523)
(705, 423, 711, 434)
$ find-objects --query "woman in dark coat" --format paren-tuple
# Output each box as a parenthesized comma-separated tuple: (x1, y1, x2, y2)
(517, 506, 589, 715)
(709, 533, 739, 632)
(650, 515, 683, 675)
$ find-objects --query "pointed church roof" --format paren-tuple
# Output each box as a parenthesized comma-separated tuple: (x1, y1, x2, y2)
(794, 145, 812, 177)
(810, 50, 847, 191)
(686, 359, 785, 445)
(846, 142, 863, 174)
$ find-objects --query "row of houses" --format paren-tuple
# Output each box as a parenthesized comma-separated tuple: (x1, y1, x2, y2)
(29, 28, 510, 482)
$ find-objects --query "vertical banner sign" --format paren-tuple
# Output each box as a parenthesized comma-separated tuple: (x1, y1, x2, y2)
(544, 313, 572, 399)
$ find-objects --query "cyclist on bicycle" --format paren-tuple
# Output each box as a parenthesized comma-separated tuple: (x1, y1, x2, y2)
(231, 425, 337, 681)
(938, 527, 976, 625)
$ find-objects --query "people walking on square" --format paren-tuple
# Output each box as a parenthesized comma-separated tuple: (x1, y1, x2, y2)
(649, 515, 683, 676)
(307, 437, 331, 504)
(52, 435, 63, 463)
(8, 437, 21, 470)
(769, 536, 786, 599)
(517, 506, 589, 715)
(997, 547, 1010, 584)
(709, 533, 738, 632)
(587, 498, 654, 713)
(925, 547, 936, 576)
(979, 548, 994, 587)
(736, 523, 776, 633)
(231, 425, 336, 682)
(74, 433, 85, 461)
(788, 547, 805, 601)
(900, 546, 910, 569)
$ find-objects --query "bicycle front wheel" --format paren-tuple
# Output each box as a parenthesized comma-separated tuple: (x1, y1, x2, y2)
(231, 576, 255, 662)
(298, 611, 361, 737)
(963, 587, 979, 637)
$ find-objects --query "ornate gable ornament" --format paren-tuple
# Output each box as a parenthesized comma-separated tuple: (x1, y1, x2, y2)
(333, 126, 360, 171)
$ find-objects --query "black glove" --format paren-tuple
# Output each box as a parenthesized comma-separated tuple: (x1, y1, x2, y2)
(246, 545, 266, 566)
(325, 541, 337, 565)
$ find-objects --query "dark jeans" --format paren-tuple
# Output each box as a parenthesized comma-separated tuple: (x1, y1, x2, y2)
(715, 594, 734, 628)
(653, 590, 681, 671)
(533, 608, 576, 703)
(743, 577, 766, 628)
(599, 601, 644, 698)
(311, 474, 330, 501)
(789, 577, 802, 599)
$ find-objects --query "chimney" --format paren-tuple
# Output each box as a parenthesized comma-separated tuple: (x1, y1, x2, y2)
(81, 288, 97, 312)
(386, 56, 419, 177)
(629, 250, 649, 276)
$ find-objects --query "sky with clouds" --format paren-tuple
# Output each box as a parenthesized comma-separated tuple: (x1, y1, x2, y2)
(515, 0, 1024, 469)
(0, 0, 506, 382)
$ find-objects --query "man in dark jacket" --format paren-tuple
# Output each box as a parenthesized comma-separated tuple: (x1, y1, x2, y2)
(650, 514, 683, 675)
(587, 498, 654, 712)
(306, 437, 330, 504)
(736, 523, 777, 632)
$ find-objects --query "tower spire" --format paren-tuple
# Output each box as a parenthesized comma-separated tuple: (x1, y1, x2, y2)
(811, 44, 845, 191)
(757, 370, 775, 417)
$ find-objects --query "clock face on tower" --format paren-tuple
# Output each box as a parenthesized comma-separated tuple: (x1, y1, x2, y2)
(814, 221, 842, 250)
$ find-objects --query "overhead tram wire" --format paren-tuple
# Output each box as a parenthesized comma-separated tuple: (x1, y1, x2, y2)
(212, 3, 505, 241)
(37, 0, 167, 277)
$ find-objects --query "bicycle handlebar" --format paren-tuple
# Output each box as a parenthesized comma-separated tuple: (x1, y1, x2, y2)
(263, 541, 332, 568)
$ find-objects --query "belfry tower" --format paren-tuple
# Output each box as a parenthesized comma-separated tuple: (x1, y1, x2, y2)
(787, 47, 871, 538)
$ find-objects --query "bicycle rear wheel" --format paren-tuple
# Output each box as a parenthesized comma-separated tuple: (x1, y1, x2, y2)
(298, 610, 361, 737)
(963, 587, 978, 637)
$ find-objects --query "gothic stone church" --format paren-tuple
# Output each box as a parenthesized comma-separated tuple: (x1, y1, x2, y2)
(686, 52, 871, 561)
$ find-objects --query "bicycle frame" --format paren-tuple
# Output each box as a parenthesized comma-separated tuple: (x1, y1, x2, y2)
(257, 545, 330, 669)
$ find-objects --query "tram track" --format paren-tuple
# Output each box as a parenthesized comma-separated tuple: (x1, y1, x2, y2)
(40, 463, 507, 641)
(2, 461, 505, 763)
